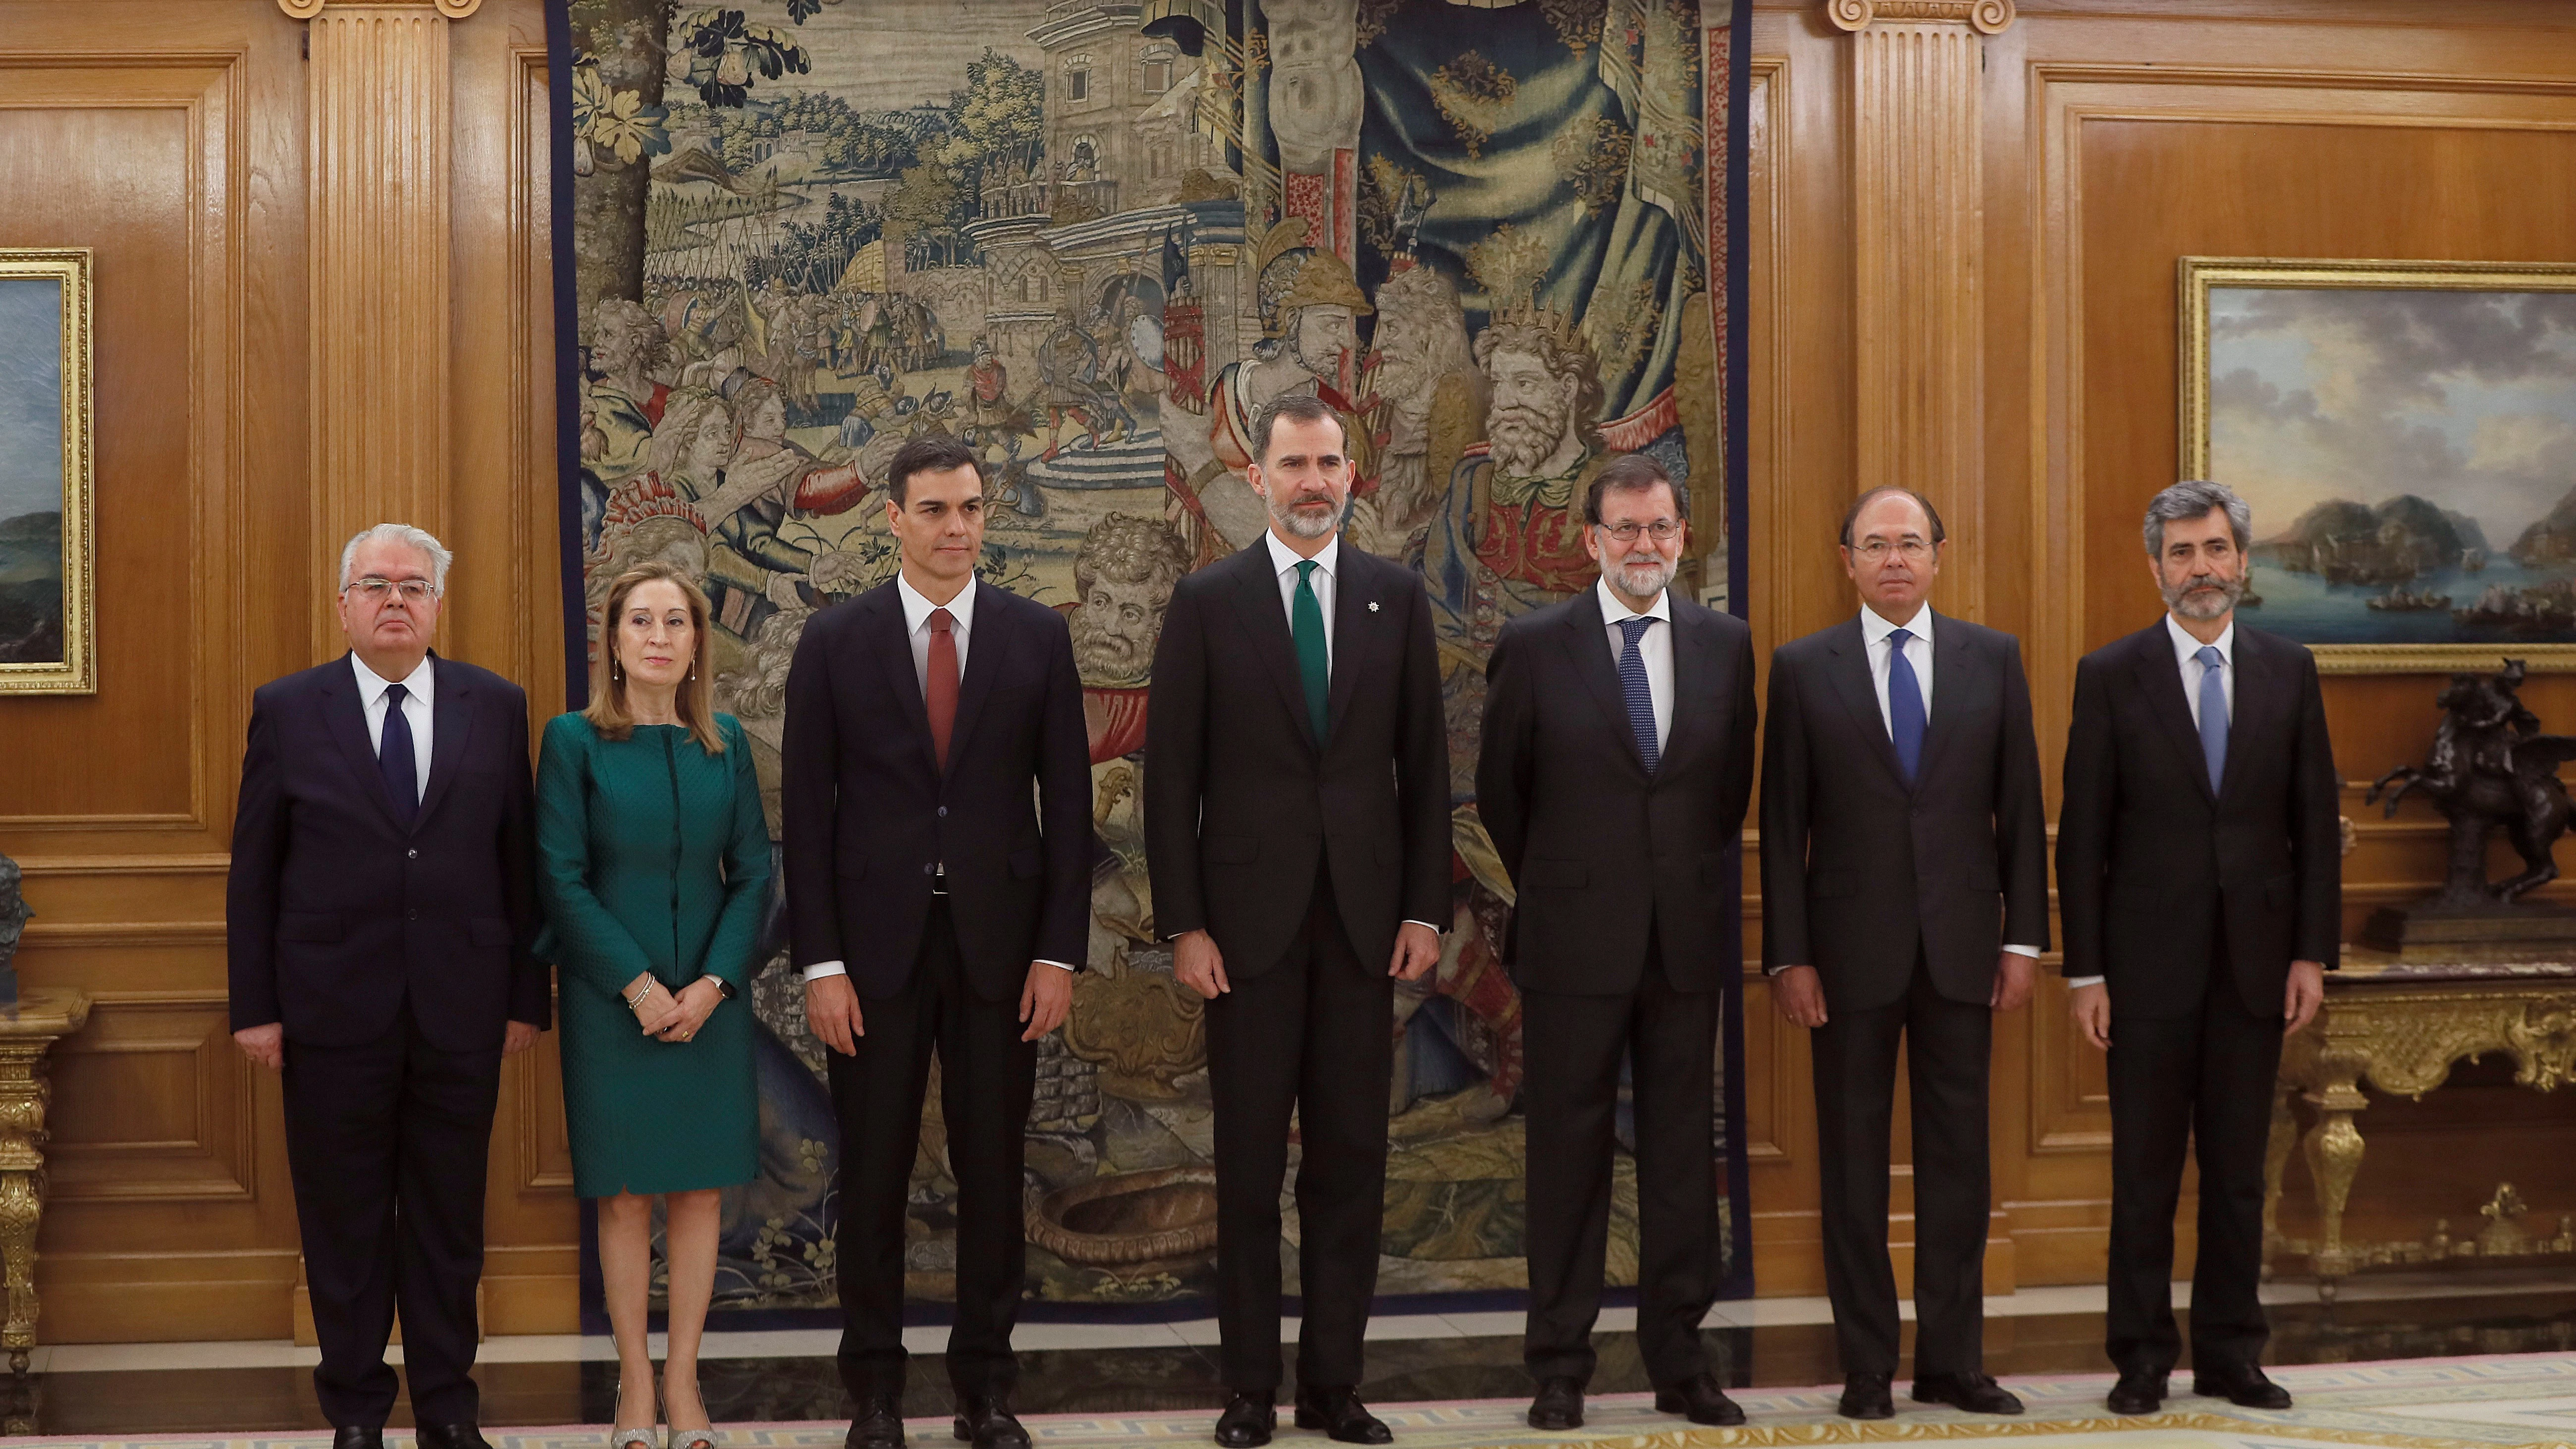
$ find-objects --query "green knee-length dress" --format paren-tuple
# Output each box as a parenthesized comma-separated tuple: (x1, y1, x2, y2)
(536, 712, 770, 1198)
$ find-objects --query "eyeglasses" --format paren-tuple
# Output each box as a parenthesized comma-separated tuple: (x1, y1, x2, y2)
(1598, 520, 1681, 543)
(1851, 539, 1932, 561)
(346, 577, 439, 602)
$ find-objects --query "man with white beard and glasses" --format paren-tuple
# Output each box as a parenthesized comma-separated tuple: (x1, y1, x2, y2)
(1476, 454, 1755, 1433)
(2058, 480, 2337, 1418)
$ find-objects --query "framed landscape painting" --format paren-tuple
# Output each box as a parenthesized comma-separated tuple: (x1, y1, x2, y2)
(2182, 257, 2576, 673)
(0, 248, 92, 695)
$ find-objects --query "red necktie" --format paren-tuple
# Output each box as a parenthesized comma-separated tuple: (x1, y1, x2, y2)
(926, 607, 958, 771)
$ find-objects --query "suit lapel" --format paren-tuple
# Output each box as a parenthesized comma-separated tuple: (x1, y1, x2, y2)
(1561, 588, 1647, 777)
(1823, 618, 1909, 789)
(413, 654, 474, 830)
(867, 586, 941, 780)
(2218, 627, 2278, 803)
(321, 658, 404, 833)
(1660, 604, 1718, 773)
(1323, 553, 1369, 746)
(943, 580, 1007, 780)
(1226, 541, 1320, 754)
(2133, 625, 2217, 804)
(1914, 613, 1974, 787)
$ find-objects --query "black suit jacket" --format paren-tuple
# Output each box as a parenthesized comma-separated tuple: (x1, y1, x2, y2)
(1143, 538, 1450, 976)
(781, 577, 1092, 1001)
(2056, 620, 2341, 1019)
(1476, 589, 1756, 995)
(1760, 612, 2051, 1013)
(225, 652, 547, 1051)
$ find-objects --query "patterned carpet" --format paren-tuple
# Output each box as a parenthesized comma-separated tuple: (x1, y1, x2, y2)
(12, 1355, 2576, 1449)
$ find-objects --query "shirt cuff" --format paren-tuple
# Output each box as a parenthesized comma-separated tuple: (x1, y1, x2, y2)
(1402, 918, 1443, 934)
(1764, 963, 1800, 975)
(2002, 944, 2041, 958)
(2066, 975, 2105, 989)
(1036, 959, 1076, 972)
(801, 961, 847, 982)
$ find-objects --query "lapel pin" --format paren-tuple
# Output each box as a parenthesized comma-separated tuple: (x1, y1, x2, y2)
(1368, 600, 1380, 612)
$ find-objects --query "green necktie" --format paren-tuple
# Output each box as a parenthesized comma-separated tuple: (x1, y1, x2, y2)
(1292, 559, 1330, 743)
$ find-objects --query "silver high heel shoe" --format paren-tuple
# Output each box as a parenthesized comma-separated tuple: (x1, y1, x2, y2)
(609, 1378, 657, 1449)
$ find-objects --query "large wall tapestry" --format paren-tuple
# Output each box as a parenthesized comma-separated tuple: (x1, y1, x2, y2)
(554, 0, 1751, 1323)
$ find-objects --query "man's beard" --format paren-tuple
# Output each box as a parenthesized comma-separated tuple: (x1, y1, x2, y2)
(2162, 568, 2245, 620)
(1288, 331, 1348, 387)
(1612, 555, 1677, 599)
(1270, 490, 1342, 539)
(1489, 402, 1571, 476)
(1070, 612, 1151, 683)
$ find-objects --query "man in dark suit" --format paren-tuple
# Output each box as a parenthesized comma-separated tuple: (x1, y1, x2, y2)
(1476, 455, 1755, 1434)
(783, 435, 1092, 1449)
(227, 524, 548, 1449)
(2058, 479, 2335, 1416)
(1145, 393, 1449, 1448)
(1760, 487, 2048, 1421)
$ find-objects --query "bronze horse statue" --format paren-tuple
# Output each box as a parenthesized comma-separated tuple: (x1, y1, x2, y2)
(2368, 659, 2576, 907)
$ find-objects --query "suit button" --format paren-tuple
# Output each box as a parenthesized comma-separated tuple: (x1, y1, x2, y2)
(922, 863, 935, 875)
(407, 849, 418, 859)
(407, 910, 418, 921)
(937, 806, 948, 818)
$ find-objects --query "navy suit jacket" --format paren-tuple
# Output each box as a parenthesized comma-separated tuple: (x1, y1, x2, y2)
(225, 652, 547, 1051)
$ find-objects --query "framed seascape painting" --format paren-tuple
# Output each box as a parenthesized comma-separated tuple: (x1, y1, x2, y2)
(0, 248, 92, 695)
(2182, 257, 2576, 673)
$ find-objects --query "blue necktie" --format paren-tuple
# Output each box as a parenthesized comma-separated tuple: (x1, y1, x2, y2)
(1615, 615, 1661, 773)
(379, 682, 419, 828)
(1886, 627, 1926, 786)
(2196, 644, 2228, 795)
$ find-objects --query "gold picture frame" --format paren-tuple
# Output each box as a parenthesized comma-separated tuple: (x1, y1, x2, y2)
(0, 248, 93, 695)
(2182, 256, 2576, 674)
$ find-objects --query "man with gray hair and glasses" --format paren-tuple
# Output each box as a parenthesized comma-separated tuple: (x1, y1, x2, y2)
(2057, 480, 2337, 1417)
(227, 524, 547, 1449)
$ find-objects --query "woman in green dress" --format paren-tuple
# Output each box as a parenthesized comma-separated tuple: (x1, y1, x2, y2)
(537, 561, 769, 1449)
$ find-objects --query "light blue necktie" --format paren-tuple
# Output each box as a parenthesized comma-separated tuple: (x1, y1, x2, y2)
(1615, 616, 1660, 773)
(1886, 627, 1926, 786)
(2196, 644, 2228, 794)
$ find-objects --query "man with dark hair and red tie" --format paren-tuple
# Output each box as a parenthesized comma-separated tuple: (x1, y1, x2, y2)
(782, 434, 1094, 1449)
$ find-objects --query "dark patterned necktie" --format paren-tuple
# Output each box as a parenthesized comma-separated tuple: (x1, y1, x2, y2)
(379, 682, 419, 827)
(1616, 616, 1660, 773)
(1887, 628, 1926, 786)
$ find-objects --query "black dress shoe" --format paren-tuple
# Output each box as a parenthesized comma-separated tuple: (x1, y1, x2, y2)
(332, 1429, 384, 1449)
(952, 1394, 1029, 1449)
(1213, 1391, 1276, 1448)
(1912, 1371, 2025, 1415)
(848, 1395, 907, 1449)
(1653, 1373, 1745, 1427)
(1839, 1371, 1896, 1420)
(1527, 1376, 1584, 1430)
(2106, 1372, 2167, 1415)
(2194, 1365, 2292, 1410)
(416, 1427, 494, 1449)
(1293, 1386, 1392, 1445)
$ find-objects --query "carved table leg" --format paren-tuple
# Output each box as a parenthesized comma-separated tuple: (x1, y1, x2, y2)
(2301, 1031, 2370, 1303)
(0, 1038, 59, 1375)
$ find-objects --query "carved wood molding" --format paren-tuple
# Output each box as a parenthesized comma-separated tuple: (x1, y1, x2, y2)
(279, 0, 482, 19)
(1828, 0, 2014, 33)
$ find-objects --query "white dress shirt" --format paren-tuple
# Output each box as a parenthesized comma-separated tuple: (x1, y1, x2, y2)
(1596, 577, 1672, 752)
(804, 571, 1073, 982)
(1257, 527, 1440, 939)
(2068, 615, 2241, 990)
(1264, 528, 1338, 668)
(351, 652, 433, 801)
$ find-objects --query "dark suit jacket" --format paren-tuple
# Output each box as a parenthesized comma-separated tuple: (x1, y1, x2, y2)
(225, 652, 547, 1052)
(781, 577, 1092, 1002)
(2056, 620, 2341, 1019)
(1476, 588, 1756, 995)
(1760, 611, 2051, 1013)
(1143, 538, 1450, 976)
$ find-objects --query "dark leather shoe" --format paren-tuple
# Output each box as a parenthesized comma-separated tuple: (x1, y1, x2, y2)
(416, 1427, 493, 1449)
(332, 1429, 384, 1449)
(848, 1395, 907, 1449)
(2106, 1372, 2167, 1415)
(1912, 1371, 2025, 1415)
(2194, 1365, 2292, 1410)
(952, 1395, 1028, 1449)
(1527, 1376, 1584, 1430)
(1213, 1392, 1275, 1448)
(1839, 1372, 1896, 1420)
(1653, 1373, 1745, 1427)
(1293, 1386, 1392, 1445)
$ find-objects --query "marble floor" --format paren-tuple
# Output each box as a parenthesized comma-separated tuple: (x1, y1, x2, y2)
(6, 1272, 2573, 1436)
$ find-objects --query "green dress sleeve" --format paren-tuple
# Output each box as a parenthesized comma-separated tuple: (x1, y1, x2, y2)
(535, 714, 658, 998)
(696, 713, 774, 989)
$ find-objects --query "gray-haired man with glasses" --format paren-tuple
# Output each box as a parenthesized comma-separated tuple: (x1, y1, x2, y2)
(226, 524, 546, 1449)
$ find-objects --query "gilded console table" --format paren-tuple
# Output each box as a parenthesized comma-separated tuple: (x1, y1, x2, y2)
(2263, 958, 2576, 1299)
(0, 987, 89, 1375)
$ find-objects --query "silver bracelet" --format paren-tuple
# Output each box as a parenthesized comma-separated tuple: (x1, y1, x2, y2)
(625, 979, 656, 1010)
